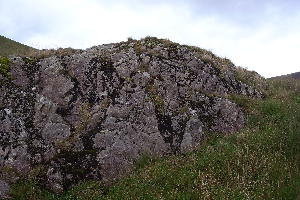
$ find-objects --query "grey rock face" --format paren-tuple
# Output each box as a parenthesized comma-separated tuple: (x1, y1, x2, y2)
(0, 37, 263, 195)
(0, 180, 10, 199)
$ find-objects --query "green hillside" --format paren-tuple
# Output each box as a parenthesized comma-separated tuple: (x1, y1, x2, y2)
(270, 72, 300, 80)
(9, 78, 300, 199)
(0, 35, 36, 56)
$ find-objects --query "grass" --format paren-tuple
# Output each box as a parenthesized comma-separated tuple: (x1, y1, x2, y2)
(0, 57, 11, 79)
(0, 35, 81, 59)
(234, 67, 267, 94)
(8, 79, 300, 199)
(0, 35, 36, 57)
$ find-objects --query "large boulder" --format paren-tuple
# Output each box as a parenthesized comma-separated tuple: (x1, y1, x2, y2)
(0, 37, 263, 197)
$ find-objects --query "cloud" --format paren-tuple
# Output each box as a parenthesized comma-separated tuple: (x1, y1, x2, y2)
(0, 0, 299, 77)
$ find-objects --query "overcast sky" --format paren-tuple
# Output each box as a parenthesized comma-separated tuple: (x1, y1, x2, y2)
(1, 0, 300, 77)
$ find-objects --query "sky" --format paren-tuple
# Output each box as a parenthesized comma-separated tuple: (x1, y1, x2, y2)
(1, 0, 300, 78)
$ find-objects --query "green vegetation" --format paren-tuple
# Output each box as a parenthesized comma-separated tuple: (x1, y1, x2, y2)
(8, 78, 300, 199)
(134, 153, 158, 171)
(234, 66, 267, 94)
(0, 35, 36, 56)
(0, 57, 11, 79)
(228, 94, 256, 113)
(0, 35, 81, 59)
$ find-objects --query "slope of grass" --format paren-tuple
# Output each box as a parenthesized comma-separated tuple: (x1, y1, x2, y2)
(0, 35, 36, 56)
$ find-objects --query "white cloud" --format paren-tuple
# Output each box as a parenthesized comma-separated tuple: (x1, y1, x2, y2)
(1, 0, 300, 77)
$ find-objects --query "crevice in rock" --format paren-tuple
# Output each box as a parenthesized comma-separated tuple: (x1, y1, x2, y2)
(20, 59, 45, 163)
(56, 61, 83, 119)
(155, 112, 188, 153)
(47, 149, 102, 191)
(189, 98, 215, 131)
(86, 57, 100, 104)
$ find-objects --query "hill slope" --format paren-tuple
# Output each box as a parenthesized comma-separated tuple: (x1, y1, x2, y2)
(0, 35, 36, 56)
(291, 72, 300, 79)
(270, 71, 300, 80)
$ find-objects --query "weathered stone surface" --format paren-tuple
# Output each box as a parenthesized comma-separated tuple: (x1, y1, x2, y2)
(0, 180, 10, 199)
(0, 37, 263, 196)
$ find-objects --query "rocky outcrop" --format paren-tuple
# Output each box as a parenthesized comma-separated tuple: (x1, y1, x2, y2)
(0, 37, 262, 197)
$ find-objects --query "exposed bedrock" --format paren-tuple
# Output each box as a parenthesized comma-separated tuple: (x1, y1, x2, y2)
(0, 37, 263, 197)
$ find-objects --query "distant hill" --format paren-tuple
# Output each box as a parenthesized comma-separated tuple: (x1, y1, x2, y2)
(0, 35, 36, 56)
(286, 72, 300, 80)
(270, 72, 300, 80)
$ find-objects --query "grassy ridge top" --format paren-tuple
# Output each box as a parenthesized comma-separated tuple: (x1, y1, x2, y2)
(0, 35, 36, 56)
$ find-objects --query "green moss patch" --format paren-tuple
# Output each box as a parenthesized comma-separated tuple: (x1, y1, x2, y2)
(0, 57, 11, 79)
